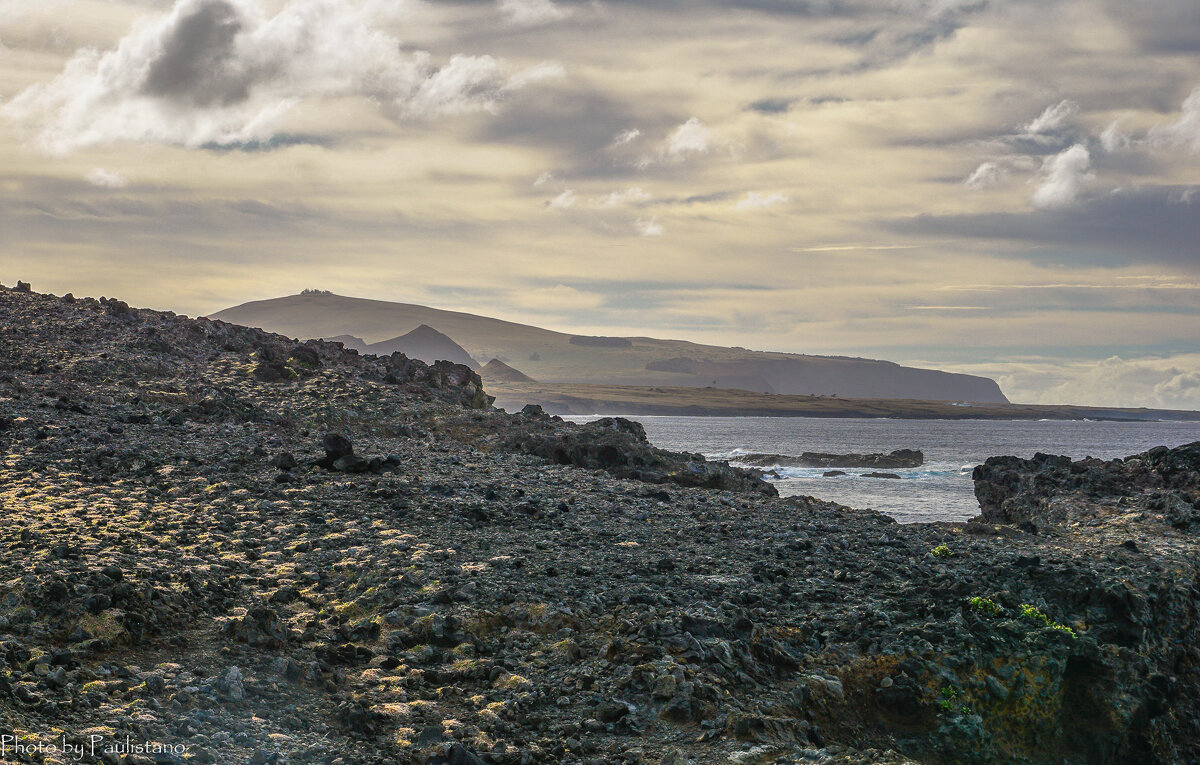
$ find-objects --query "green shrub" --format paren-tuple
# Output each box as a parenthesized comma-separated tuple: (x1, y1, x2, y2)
(967, 596, 1000, 615)
(1020, 603, 1077, 638)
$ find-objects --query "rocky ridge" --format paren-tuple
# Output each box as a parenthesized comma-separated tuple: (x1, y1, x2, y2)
(1, 284, 1200, 764)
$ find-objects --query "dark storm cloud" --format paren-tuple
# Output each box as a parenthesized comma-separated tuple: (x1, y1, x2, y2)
(747, 98, 795, 114)
(140, 0, 256, 106)
(477, 82, 636, 153)
(1102, 0, 1200, 53)
(477, 80, 681, 178)
(887, 186, 1200, 270)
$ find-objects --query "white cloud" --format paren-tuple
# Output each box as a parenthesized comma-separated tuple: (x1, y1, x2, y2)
(733, 191, 788, 211)
(963, 156, 1038, 189)
(504, 61, 566, 90)
(498, 0, 568, 27)
(964, 161, 1004, 189)
(1, 0, 559, 152)
(635, 118, 717, 169)
(1148, 85, 1200, 152)
(1022, 99, 1078, 136)
(533, 171, 554, 187)
(1012, 355, 1200, 409)
(665, 117, 711, 159)
(608, 128, 641, 148)
(925, 354, 1200, 410)
(1031, 144, 1092, 209)
(85, 168, 129, 188)
(635, 217, 664, 236)
(546, 189, 576, 209)
(590, 187, 651, 207)
(1099, 119, 1131, 153)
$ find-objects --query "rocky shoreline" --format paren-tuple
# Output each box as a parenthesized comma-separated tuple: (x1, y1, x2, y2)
(2, 284, 1200, 764)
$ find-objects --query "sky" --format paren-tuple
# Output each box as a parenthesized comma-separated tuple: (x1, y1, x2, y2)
(1, 0, 1198, 408)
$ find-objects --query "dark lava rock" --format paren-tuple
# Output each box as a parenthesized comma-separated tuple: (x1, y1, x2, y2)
(973, 442, 1200, 528)
(332, 454, 372, 473)
(225, 607, 288, 649)
(504, 416, 776, 496)
(322, 432, 355, 461)
(863, 472, 902, 479)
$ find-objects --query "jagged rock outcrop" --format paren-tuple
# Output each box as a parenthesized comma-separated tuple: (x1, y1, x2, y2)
(973, 442, 1200, 529)
(502, 407, 777, 496)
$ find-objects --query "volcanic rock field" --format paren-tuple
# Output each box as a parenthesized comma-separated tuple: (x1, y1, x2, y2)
(1, 284, 1199, 764)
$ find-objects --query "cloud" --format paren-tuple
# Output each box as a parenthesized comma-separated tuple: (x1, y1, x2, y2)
(497, 0, 569, 27)
(1022, 99, 1079, 137)
(608, 128, 641, 148)
(1, 0, 560, 152)
(958, 100, 1090, 193)
(546, 189, 576, 209)
(1030, 144, 1092, 209)
(85, 168, 129, 188)
(1148, 86, 1200, 152)
(888, 185, 1200, 270)
(511, 283, 605, 311)
(665, 117, 711, 158)
(633, 117, 719, 169)
(733, 191, 788, 210)
(1099, 119, 1131, 153)
(503, 61, 567, 89)
(590, 187, 651, 207)
(963, 161, 1004, 189)
(1001, 354, 1200, 410)
(635, 217, 664, 236)
(1099, 0, 1200, 54)
(475, 81, 647, 163)
(533, 171, 554, 187)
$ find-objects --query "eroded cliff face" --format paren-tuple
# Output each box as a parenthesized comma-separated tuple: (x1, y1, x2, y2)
(965, 444, 1200, 762)
(0, 283, 1198, 765)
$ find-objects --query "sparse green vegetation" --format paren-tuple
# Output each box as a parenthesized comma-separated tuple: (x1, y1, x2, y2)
(931, 544, 954, 558)
(968, 596, 1000, 615)
(936, 686, 972, 715)
(1020, 603, 1077, 638)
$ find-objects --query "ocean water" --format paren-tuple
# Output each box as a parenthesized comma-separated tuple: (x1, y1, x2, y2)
(566, 416, 1200, 523)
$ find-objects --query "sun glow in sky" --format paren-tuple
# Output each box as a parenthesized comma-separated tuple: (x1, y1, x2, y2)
(1, 0, 1198, 406)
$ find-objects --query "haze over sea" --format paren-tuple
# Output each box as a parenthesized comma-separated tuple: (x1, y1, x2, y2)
(569, 416, 1200, 523)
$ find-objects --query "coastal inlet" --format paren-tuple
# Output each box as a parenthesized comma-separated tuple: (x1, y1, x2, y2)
(568, 415, 1200, 522)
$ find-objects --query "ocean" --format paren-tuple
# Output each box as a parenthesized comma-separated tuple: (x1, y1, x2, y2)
(565, 416, 1200, 523)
